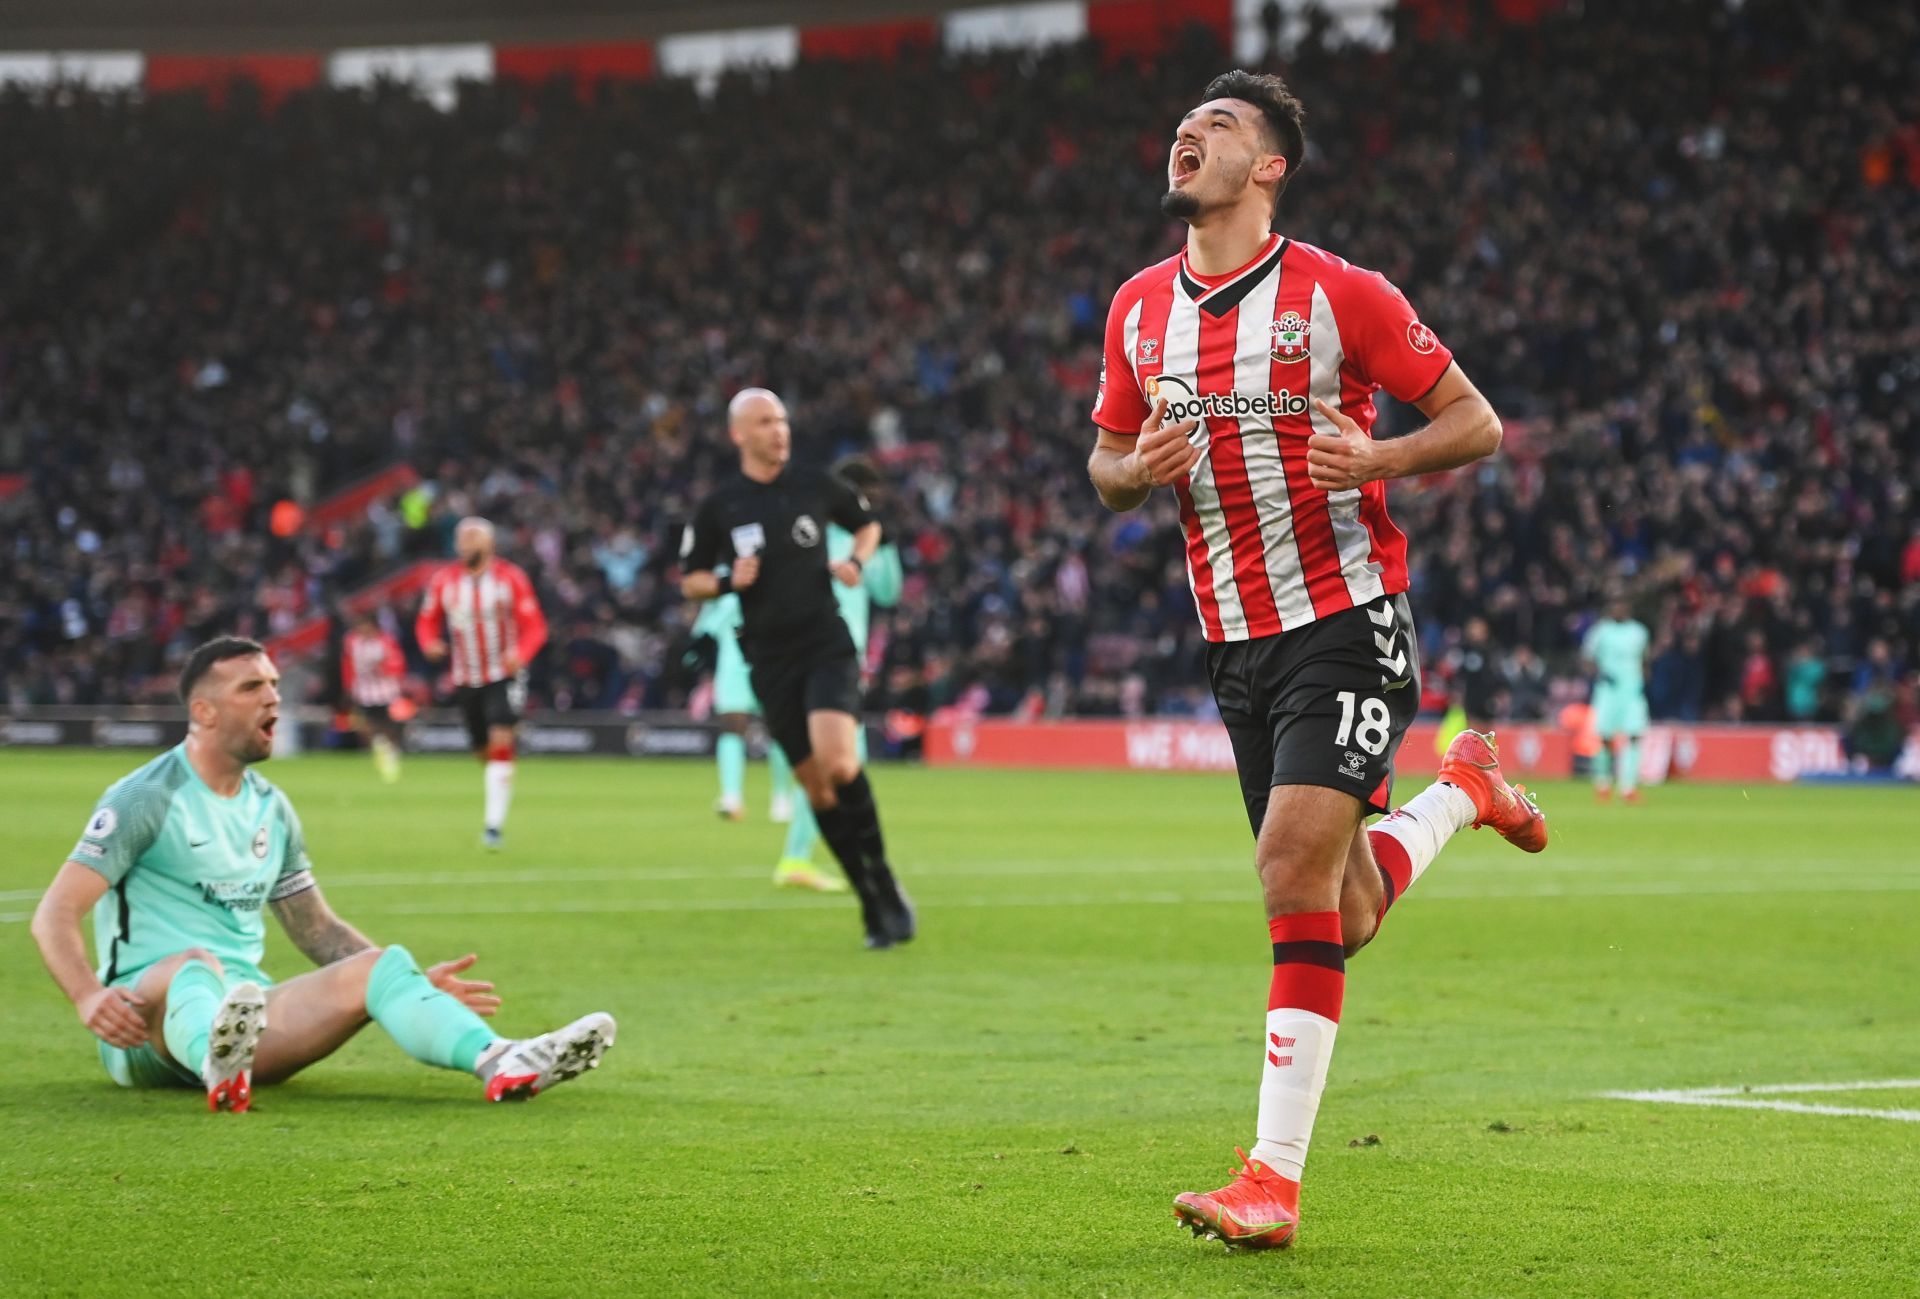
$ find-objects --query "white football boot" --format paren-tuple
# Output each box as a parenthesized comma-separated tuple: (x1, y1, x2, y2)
(203, 981, 267, 1113)
(482, 1012, 617, 1102)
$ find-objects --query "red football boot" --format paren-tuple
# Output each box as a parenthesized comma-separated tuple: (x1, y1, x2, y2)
(1437, 730, 1548, 853)
(1172, 1149, 1299, 1249)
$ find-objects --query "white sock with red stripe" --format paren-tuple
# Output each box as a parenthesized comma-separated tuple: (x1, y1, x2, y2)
(483, 748, 514, 832)
(1249, 910, 1344, 1206)
(1369, 781, 1475, 920)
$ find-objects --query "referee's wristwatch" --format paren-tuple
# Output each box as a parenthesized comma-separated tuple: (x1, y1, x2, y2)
(844, 556, 864, 576)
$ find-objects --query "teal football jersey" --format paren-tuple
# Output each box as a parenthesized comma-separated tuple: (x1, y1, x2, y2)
(69, 745, 315, 985)
(1582, 618, 1650, 692)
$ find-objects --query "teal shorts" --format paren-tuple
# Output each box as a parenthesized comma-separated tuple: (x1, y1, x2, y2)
(96, 962, 272, 1089)
(714, 641, 760, 716)
(1592, 686, 1649, 738)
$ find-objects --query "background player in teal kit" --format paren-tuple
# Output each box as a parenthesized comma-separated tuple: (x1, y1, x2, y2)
(695, 589, 803, 826)
(773, 457, 903, 881)
(30, 636, 616, 1112)
(1582, 596, 1652, 802)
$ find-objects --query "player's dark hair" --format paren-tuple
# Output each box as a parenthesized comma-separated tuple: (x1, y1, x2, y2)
(179, 636, 267, 702)
(1202, 69, 1307, 202)
(832, 455, 883, 492)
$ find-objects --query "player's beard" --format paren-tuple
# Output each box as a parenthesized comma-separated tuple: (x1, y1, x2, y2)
(1160, 187, 1201, 220)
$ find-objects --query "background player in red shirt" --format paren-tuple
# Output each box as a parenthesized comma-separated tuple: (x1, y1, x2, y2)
(1087, 70, 1549, 1250)
(341, 607, 407, 785)
(416, 518, 548, 849)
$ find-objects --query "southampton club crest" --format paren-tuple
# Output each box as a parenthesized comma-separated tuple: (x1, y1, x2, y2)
(1270, 312, 1310, 364)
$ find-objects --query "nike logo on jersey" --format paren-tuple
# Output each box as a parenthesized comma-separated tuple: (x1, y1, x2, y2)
(189, 837, 211, 848)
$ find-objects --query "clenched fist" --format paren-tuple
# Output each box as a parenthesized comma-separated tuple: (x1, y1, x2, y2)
(1124, 396, 1205, 490)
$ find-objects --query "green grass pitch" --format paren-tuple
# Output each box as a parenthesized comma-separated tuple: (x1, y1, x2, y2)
(2, 749, 1916, 1297)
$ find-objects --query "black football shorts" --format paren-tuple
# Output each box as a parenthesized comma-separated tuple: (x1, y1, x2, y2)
(1205, 593, 1421, 835)
(457, 674, 527, 752)
(748, 634, 862, 766)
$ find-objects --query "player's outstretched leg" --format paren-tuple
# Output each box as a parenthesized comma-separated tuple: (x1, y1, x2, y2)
(1339, 731, 1546, 950)
(251, 946, 615, 1101)
(365, 946, 616, 1100)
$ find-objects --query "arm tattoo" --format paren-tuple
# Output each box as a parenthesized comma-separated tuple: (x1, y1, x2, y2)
(270, 886, 374, 966)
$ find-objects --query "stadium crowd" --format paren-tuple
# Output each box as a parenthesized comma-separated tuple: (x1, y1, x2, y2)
(2, 0, 1916, 734)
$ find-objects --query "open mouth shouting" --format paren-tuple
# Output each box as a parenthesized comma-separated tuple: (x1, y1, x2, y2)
(1171, 143, 1203, 186)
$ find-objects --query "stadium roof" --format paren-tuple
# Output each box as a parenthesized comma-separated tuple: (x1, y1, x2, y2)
(0, 0, 944, 53)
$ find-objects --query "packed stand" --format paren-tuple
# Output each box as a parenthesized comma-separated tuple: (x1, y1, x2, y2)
(1, 0, 1916, 735)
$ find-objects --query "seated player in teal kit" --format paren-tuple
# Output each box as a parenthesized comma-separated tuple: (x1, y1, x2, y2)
(29, 637, 616, 1112)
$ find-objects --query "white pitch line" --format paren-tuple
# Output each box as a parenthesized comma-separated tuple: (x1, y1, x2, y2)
(1680, 1079, 1920, 1097)
(1602, 1088, 1920, 1123)
(1419, 876, 1920, 900)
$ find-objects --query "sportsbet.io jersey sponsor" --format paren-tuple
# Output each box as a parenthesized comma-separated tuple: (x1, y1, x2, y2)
(1146, 373, 1309, 437)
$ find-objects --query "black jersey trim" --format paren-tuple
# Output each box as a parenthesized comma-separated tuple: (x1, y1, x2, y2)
(1178, 237, 1289, 318)
(104, 878, 130, 984)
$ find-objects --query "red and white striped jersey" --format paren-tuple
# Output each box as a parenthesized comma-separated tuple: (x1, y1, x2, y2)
(415, 559, 549, 688)
(1092, 235, 1453, 643)
(341, 627, 406, 708)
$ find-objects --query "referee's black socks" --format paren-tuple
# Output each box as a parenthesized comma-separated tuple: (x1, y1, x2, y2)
(816, 771, 913, 946)
(817, 772, 882, 883)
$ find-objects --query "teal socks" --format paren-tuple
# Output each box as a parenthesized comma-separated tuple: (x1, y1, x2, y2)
(366, 945, 497, 1074)
(784, 797, 821, 863)
(163, 959, 226, 1075)
(1619, 739, 1642, 795)
(767, 740, 794, 809)
(717, 733, 746, 804)
(1592, 737, 1614, 786)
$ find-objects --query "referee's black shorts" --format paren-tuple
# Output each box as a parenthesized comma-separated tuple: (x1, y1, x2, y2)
(1205, 593, 1421, 836)
(747, 626, 861, 765)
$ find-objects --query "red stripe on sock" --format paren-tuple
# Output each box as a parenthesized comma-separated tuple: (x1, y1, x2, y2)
(1267, 911, 1343, 946)
(1267, 910, 1345, 1020)
(1269, 963, 1345, 1019)
(1369, 827, 1414, 917)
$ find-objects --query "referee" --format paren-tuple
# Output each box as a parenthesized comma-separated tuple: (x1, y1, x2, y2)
(680, 388, 914, 949)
